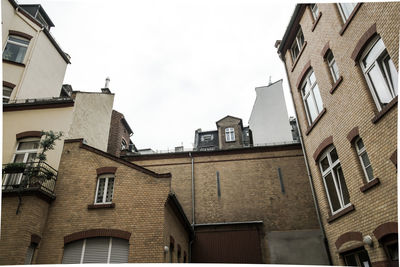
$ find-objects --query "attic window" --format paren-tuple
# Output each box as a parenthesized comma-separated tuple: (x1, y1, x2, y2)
(225, 128, 235, 142)
(201, 134, 213, 141)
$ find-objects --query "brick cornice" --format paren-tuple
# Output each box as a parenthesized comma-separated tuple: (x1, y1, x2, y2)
(346, 126, 359, 143)
(96, 167, 117, 175)
(320, 42, 330, 58)
(335, 231, 363, 250)
(16, 131, 42, 140)
(351, 23, 377, 62)
(313, 136, 333, 161)
(373, 222, 398, 241)
(390, 150, 397, 168)
(296, 60, 312, 89)
(3, 81, 16, 89)
(9, 30, 33, 40)
(64, 229, 131, 244)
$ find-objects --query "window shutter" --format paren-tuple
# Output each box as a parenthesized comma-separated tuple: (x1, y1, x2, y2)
(62, 240, 83, 264)
(82, 237, 109, 263)
(110, 238, 129, 263)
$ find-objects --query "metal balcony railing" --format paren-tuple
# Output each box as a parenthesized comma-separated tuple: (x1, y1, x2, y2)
(2, 161, 58, 196)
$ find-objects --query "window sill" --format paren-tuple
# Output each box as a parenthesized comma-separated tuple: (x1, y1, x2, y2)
(360, 178, 380, 193)
(88, 203, 115, 209)
(305, 108, 326, 136)
(3, 59, 25, 67)
(339, 3, 362, 36)
(329, 76, 343, 94)
(291, 41, 307, 72)
(311, 12, 322, 32)
(371, 96, 398, 124)
(327, 204, 355, 224)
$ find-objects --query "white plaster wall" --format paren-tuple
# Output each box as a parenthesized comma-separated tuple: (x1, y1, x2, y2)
(248, 80, 293, 144)
(68, 92, 114, 152)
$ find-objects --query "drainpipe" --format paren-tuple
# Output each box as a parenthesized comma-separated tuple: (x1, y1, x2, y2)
(188, 152, 195, 263)
(278, 51, 333, 265)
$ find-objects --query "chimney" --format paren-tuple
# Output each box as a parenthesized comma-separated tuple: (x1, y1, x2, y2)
(101, 77, 111, 94)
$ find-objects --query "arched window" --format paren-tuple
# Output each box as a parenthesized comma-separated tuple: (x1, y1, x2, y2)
(319, 146, 351, 214)
(62, 237, 128, 263)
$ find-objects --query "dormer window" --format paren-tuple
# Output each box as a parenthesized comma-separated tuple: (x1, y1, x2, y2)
(290, 28, 304, 62)
(3, 35, 30, 64)
(225, 128, 235, 142)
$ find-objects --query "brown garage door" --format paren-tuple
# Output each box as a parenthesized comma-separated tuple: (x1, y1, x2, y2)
(191, 225, 262, 263)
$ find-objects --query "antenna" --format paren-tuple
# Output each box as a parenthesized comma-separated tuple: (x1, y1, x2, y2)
(105, 77, 110, 89)
(268, 76, 272, 85)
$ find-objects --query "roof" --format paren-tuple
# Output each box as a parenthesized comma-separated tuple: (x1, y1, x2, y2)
(20, 4, 55, 28)
(216, 115, 243, 124)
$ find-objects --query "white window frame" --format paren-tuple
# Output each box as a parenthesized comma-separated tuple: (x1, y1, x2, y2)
(290, 28, 304, 62)
(310, 4, 319, 20)
(225, 128, 235, 142)
(121, 138, 127, 150)
(3, 86, 13, 103)
(360, 36, 398, 111)
(301, 69, 324, 124)
(327, 50, 340, 83)
(355, 137, 374, 183)
(319, 146, 351, 215)
(337, 3, 357, 22)
(94, 174, 115, 204)
(2, 35, 30, 63)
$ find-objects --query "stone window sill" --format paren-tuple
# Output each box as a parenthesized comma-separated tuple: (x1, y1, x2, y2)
(339, 3, 362, 36)
(371, 96, 397, 124)
(305, 108, 326, 136)
(329, 76, 343, 94)
(88, 203, 115, 209)
(311, 12, 322, 32)
(360, 178, 380, 193)
(291, 41, 307, 72)
(327, 204, 355, 224)
(3, 59, 25, 67)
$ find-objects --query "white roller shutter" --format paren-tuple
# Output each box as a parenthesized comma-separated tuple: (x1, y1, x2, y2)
(62, 239, 83, 264)
(110, 238, 129, 263)
(82, 237, 109, 263)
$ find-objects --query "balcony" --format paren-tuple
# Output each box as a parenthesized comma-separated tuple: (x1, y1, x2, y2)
(2, 161, 58, 201)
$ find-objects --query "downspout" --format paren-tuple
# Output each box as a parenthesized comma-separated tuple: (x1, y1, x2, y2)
(188, 152, 195, 263)
(278, 51, 333, 265)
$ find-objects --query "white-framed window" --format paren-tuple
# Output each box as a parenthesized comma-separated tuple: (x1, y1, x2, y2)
(319, 146, 351, 214)
(62, 237, 129, 263)
(337, 3, 357, 22)
(355, 137, 374, 182)
(24, 243, 37, 264)
(290, 28, 305, 62)
(326, 50, 340, 83)
(225, 128, 235, 142)
(343, 248, 371, 267)
(360, 36, 398, 111)
(3, 35, 30, 63)
(121, 139, 127, 150)
(3, 86, 13, 103)
(95, 174, 115, 204)
(301, 69, 324, 124)
(310, 4, 319, 20)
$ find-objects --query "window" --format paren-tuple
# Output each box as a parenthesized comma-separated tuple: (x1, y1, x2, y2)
(121, 139, 127, 150)
(382, 234, 399, 266)
(24, 243, 37, 264)
(301, 69, 324, 124)
(343, 248, 371, 267)
(62, 237, 128, 263)
(319, 146, 351, 214)
(337, 3, 357, 22)
(360, 36, 398, 111)
(310, 4, 319, 20)
(3, 86, 13, 103)
(326, 50, 340, 83)
(95, 174, 115, 204)
(355, 138, 374, 182)
(201, 134, 213, 142)
(3, 35, 30, 63)
(225, 128, 235, 142)
(290, 28, 305, 62)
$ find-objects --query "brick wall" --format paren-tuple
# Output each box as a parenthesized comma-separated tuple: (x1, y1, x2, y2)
(281, 3, 399, 265)
(107, 110, 132, 157)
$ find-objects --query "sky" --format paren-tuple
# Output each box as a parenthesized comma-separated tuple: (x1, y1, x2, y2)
(19, 0, 299, 151)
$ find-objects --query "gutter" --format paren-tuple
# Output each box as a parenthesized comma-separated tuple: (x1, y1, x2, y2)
(194, 220, 263, 227)
(188, 152, 195, 263)
(278, 51, 333, 264)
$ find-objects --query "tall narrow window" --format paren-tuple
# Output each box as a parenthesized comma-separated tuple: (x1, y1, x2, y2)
(95, 175, 115, 204)
(3, 86, 13, 103)
(3, 35, 30, 63)
(360, 36, 398, 111)
(290, 28, 305, 62)
(355, 138, 374, 182)
(310, 4, 319, 20)
(301, 69, 324, 124)
(319, 146, 351, 214)
(337, 3, 357, 22)
(225, 128, 235, 142)
(24, 243, 37, 264)
(326, 50, 340, 83)
(121, 139, 127, 150)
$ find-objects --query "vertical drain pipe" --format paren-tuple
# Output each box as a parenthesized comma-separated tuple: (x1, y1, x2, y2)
(189, 152, 195, 263)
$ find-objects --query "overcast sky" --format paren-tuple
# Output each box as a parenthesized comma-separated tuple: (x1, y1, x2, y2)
(20, 0, 299, 151)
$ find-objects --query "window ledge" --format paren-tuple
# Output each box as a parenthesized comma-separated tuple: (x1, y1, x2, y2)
(329, 76, 343, 94)
(291, 41, 307, 72)
(371, 96, 398, 124)
(88, 203, 115, 209)
(305, 108, 326, 136)
(360, 178, 380, 193)
(327, 204, 355, 224)
(311, 12, 322, 32)
(339, 3, 362, 36)
(3, 59, 25, 67)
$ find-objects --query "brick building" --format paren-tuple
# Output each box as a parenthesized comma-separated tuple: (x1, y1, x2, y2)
(277, 3, 398, 266)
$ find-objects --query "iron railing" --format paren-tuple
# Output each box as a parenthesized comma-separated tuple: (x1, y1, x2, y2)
(2, 161, 58, 195)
